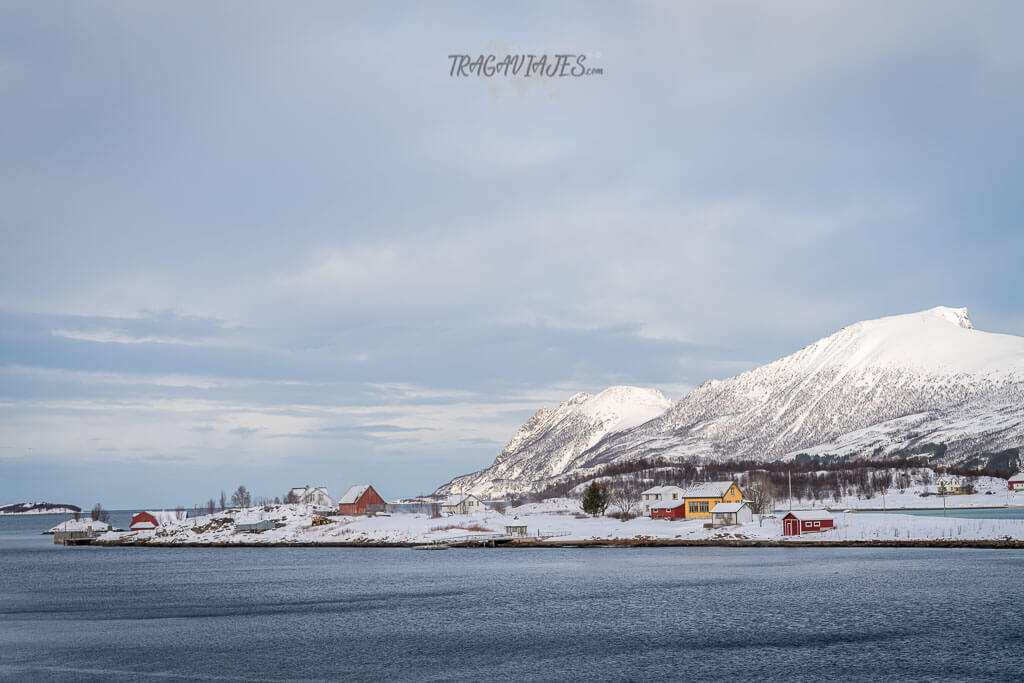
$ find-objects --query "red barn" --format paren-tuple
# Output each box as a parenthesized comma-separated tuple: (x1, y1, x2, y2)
(650, 500, 686, 519)
(337, 485, 386, 515)
(782, 510, 834, 536)
(129, 510, 187, 531)
(1008, 472, 1024, 491)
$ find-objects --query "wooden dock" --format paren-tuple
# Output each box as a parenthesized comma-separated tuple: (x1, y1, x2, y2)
(54, 531, 99, 546)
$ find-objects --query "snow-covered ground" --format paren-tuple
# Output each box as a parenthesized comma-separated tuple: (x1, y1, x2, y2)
(788, 476, 1022, 510)
(94, 500, 1024, 546)
(45, 519, 111, 534)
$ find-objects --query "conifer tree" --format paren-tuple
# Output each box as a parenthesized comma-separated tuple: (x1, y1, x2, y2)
(581, 481, 607, 516)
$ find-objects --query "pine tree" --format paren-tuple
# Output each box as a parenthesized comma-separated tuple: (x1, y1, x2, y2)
(581, 481, 606, 516)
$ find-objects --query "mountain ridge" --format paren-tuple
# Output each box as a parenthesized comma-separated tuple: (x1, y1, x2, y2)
(437, 306, 1024, 497)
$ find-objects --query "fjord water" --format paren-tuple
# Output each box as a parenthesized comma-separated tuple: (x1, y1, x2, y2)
(1, 518, 1020, 682)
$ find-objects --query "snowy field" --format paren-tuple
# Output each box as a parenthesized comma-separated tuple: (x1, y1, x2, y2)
(45, 519, 111, 534)
(789, 477, 1022, 511)
(95, 500, 1024, 546)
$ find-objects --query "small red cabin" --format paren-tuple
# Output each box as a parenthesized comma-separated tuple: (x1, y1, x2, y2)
(337, 485, 386, 515)
(1008, 473, 1024, 491)
(782, 510, 834, 536)
(651, 500, 686, 519)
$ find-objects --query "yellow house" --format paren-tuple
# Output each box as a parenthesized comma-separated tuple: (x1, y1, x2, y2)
(682, 481, 743, 518)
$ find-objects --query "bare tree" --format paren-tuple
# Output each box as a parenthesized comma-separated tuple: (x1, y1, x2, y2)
(273, 496, 281, 505)
(284, 490, 300, 504)
(490, 501, 506, 514)
(743, 472, 777, 525)
(73, 510, 81, 521)
(230, 485, 251, 509)
(607, 480, 642, 519)
(429, 503, 441, 519)
(219, 490, 227, 511)
(207, 498, 216, 515)
(90, 504, 109, 523)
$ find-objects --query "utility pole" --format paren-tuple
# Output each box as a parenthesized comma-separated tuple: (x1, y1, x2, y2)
(788, 470, 793, 511)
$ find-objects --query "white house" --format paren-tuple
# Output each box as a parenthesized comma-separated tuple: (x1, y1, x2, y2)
(641, 485, 686, 514)
(287, 485, 334, 507)
(441, 494, 486, 515)
(710, 501, 753, 527)
(936, 477, 962, 495)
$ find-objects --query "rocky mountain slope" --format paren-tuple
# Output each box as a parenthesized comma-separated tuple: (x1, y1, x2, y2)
(435, 386, 671, 497)
(438, 307, 1024, 496)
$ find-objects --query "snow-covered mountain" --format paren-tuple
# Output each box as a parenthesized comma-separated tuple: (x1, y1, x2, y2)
(438, 307, 1024, 496)
(435, 386, 672, 497)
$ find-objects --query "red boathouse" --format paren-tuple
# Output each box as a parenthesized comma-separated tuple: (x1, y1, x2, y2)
(782, 510, 835, 536)
(650, 500, 686, 519)
(337, 485, 387, 515)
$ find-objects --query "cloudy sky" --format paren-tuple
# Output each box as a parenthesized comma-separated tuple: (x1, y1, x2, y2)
(2, 2, 1023, 508)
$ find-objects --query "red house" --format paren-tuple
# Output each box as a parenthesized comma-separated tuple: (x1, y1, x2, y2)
(337, 485, 386, 515)
(650, 500, 686, 519)
(129, 510, 187, 531)
(1008, 472, 1024, 491)
(782, 510, 834, 536)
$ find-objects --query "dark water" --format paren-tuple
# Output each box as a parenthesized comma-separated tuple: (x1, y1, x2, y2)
(1, 516, 1021, 682)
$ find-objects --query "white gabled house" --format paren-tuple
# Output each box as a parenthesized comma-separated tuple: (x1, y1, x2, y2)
(936, 476, 963, 495)
(641, 485, 686, 514)
(287, 485, 335, 507)
(441, 493, 486, 516)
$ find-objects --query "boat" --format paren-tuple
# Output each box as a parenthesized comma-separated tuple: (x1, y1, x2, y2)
(412, 543, 450, 550)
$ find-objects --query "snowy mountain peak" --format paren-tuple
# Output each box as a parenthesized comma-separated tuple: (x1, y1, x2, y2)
(437, 306, 1024, 497)
(929, 306, 973, 329)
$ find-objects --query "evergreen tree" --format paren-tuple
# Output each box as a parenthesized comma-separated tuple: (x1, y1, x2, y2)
(581, 481, 606, 516)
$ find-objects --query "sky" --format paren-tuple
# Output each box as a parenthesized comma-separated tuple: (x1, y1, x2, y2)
(2, 2, 1023, 509)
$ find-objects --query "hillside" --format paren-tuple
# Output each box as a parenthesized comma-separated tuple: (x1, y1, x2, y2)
(435, 386, 671, 497)
(0, 502, 82, 515)
(438, 307, 1024, 495)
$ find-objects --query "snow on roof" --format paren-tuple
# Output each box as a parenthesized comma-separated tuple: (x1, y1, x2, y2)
(139, 510, 187, 525)
(643, 485, 685, 495)
(683, 481, 735, 498)
(1009, 472, 1024, 482)
(711, 502, 748, 514)
(650, 500, 685, 509)
(339, 485, 370, 504)
(785, 509, 834, 521)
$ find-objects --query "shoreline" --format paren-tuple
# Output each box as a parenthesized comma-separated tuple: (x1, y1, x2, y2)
(93, 538, 1024, 550)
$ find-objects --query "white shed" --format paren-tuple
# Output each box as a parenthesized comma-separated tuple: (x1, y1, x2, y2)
(710, 501, 753, 527)
(505, 517, 528, 537)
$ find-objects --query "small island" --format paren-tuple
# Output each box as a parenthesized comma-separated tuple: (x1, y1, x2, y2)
(0, 502, 81, 515)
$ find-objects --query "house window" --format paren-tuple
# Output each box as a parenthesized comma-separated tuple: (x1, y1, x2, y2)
(805, 521, 812, 527)
(814, 521, 820, 527)
(672, 493, 678, 499)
